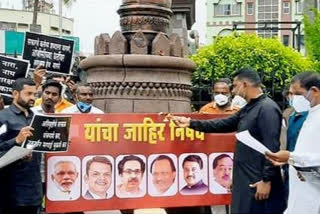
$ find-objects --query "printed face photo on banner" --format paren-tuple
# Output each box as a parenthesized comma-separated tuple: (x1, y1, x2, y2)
(115, 154, 147, 198)
(179, 153, 208, 195)
(47, 156, 81, 201)
(82, 155, 114, 200)
(148, 154, 178, 197)
(209, 153, 234, 194)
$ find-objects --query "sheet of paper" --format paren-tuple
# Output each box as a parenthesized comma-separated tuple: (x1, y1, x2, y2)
(0, 146, 33, 169)
(235, 130, 271, 155)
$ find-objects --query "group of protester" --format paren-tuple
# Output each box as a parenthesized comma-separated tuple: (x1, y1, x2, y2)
(169, 67, 320, 214)
(0, 65, 319, 214)
(0, 66, 103, 214)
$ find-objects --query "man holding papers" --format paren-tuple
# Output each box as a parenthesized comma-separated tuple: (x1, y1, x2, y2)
(0, 78, 42, 214)
(266, 72, 320, 214)
(168, 68, 286, 214)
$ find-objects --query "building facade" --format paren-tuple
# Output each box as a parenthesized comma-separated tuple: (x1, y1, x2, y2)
(0, 6, 79, 56)
(0, 7, 73, 36)
(206, 0, 315, 52)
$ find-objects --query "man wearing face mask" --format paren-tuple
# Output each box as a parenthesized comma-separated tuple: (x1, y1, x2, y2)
(200, 78, 239, 114)
(281, 72, 311, 206)
(61, 83, 104, 114)
(266, 72, 320, 214)
(167, 67, 286, 214)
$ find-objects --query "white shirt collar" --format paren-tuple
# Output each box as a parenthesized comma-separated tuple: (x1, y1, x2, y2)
(309, 104, 320, 114)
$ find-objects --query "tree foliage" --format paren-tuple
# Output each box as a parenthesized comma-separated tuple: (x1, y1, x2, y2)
(190, 33, 314, 94)
(304, 9, 320, 71)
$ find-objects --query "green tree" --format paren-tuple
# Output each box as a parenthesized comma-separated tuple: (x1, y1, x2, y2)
(304, 9, 320, 71)
(190, 33, 314, 109)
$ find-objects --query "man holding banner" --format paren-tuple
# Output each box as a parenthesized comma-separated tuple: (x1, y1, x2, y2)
(0, 78, 42, 214)
(168, 68, 286, 214)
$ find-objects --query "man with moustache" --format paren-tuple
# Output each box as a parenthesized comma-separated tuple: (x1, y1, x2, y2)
(31, 79, 62, 114)
(0, 78, 42, 214)
(48, 160, 79, 201)
(116, 155, 146, 198)
(180, 154, 208, 195)
(84, 156, 113, 199)
(150, 155, 177, 196)
(211, 154, 233, 194)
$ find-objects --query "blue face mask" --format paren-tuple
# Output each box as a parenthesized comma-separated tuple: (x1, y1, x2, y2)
(76, 101, 92, 113)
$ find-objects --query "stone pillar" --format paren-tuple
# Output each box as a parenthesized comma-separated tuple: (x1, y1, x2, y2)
(169, 12, 189, 56)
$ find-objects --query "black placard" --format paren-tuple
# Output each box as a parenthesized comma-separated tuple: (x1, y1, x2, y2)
(23, 114, 72, 152)
(22, 32, 74, 75)
(0, 55, 30, 97)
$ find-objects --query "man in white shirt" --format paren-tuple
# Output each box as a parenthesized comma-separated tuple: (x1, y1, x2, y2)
(266, 72, 320, 214)
(30, 79, 62, 212)
(31, 79, 62, 115)
(48, 160, 80, 201)
(210, 154, 233, 194)
(61, 83, 103, 114)
(150, 155, 177, 196)
(83, 156, 113, 200)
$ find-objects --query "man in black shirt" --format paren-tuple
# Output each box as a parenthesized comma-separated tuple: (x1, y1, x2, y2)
(169, 68, 286, 214)
(0, 78, 42, 214)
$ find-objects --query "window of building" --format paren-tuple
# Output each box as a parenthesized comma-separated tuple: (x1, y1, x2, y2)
(283, 35, 289, 46)
(247, 2, 254, 15)
(295, 34, 305, 48)
(257, 0, 279, 38)
(51, 26, 59, 31)
(283, 2, 290, 14)
(0, 22, 17, 31)
(295, 0, 303, 14)
(224, 4, 231, 15)
(214, 3, 241, 16)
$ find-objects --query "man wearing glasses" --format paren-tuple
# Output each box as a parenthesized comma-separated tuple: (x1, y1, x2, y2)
(116, 155, 146, 198)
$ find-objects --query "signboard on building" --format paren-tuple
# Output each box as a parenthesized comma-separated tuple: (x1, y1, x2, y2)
(22, 32, 74, 75)
(46, 114, 235, 213)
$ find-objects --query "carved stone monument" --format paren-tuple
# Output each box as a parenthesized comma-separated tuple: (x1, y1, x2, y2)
(80, 0, 196, 113)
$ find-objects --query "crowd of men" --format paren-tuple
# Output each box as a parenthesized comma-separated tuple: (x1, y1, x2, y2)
(0, 65, 319, 214)
(169, 68, 320, 214)
(0, 66, 104, 214)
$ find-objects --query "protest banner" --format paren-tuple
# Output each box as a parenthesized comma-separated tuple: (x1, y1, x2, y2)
(22, 32, 74, 75)
(46, 113, 236, 213)
(23, 114, 72, 152)
(0, 55, 30, 97)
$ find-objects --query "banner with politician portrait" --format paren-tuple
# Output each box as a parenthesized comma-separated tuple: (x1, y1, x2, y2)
(46, 114, 235, 213)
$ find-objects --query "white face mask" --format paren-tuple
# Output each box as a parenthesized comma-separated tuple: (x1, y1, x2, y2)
(214, 94, 229, 106)
(292, 95, 311, 113)
(232, 95, 247, 108)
